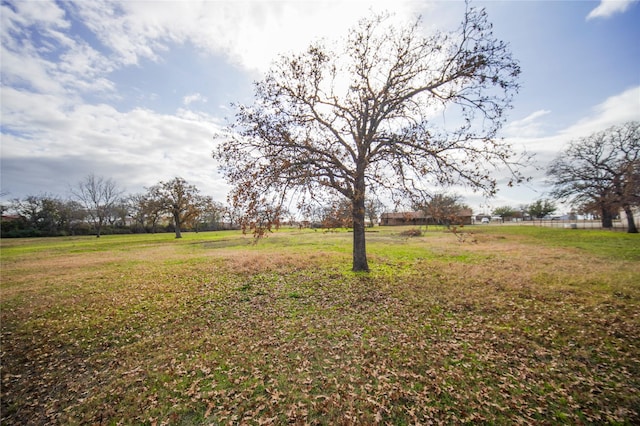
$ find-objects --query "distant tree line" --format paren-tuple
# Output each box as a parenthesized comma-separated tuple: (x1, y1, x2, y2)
(5, 121, 638, 240)
(490, 198, 632, 223)
(1, 176, 228, 238)
(489, 200, 558, 221)
(1, 175, 389, 238)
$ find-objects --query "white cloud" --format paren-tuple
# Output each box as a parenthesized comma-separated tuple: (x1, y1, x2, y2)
(507, 86, 640, 159)
(0, 1, 115, 97)
(0, 87, 73, 141)
(0, 0, 456, 104)
(2, 0, 69, 30)
(0, 44, 67, 95)
(559, 86, 640, 138)
(459, 86, 640, 212)
(1, 86, 227, 199)
(1, 0, 445, 202)
(503, 109, 552, 138)
(71, 0, 434, 73)
(183, 93, 207, 106)
(586, 0, 638, 20)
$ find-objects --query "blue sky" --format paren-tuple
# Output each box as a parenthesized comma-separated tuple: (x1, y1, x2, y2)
(1, 0, 639, 215)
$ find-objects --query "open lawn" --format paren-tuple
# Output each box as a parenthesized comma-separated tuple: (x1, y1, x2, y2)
(1, 226, 639, 425)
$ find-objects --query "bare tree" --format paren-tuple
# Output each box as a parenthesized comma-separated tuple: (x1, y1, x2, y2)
(214, 6, 523, 271)
(71, 174, 123, 237)
(548, 121, 639, 233)
(194, 199, 226, 231)
(365, 197, 386, 227)
(322, 198, 353, 230)
(416, 193, 470, 227)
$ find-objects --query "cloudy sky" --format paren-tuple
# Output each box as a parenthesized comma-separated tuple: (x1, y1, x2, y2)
(1, 0, 639, 214)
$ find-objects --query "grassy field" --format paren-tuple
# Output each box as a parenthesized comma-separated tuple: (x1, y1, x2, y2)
(1, 226, 639, 425)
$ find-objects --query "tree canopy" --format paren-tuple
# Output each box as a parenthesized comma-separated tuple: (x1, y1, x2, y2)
(548, 121, 639, 233)
(216, 5, 523, 271)
(526, 199, 557, 219)
(415, 193, 470, 227)
(492, 205, 519, 219)
(151, 177, 211, 239)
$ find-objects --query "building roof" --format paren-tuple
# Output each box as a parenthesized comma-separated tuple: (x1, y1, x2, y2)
(380, 211, 428, 219)
(381, 209, 473, 219)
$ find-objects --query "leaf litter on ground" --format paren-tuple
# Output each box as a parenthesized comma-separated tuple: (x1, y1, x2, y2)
(1, 227, 638, 424)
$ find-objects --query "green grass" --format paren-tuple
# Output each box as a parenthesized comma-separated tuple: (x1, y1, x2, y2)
(1, 226, 639, 424)
(471, 225, 640, 260)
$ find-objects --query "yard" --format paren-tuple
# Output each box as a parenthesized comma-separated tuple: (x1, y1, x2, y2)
(1, 226, 639, 424)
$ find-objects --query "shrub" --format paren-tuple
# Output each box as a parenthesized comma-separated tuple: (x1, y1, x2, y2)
(399, 228, 422, 237)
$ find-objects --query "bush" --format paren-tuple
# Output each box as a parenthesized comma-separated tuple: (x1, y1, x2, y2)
(399, 228, 422, 237)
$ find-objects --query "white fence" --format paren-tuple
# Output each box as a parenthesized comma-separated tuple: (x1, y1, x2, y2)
(485, 219, 637, 230)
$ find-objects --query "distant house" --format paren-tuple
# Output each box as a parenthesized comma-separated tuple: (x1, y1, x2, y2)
(380, 209, 473, 226)
(380, 211, 426, 226)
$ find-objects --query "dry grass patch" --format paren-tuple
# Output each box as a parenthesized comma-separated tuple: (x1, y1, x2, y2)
(207, 249, 347, 276)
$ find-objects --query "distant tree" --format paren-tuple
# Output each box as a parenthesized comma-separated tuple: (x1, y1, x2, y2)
(109, 200, 130, 228)
(38, 196, 65, 235)
(214, 6, 523, 271)
(12, 195, 58, 236)
(322, 199, 353, 230)
(71, 174, 123, 237)
(11, 196, 44, 231)
(526, 198, 557, 219)
(137, 192, 166, 233)
(301, 205, 326, 228)
(195, 199, 226, 231)
(365, 197, 385, 227)
(577, 199, 614, 224)
(127, 194, 148, 233)
(59, 199, 86, 235)
(222, 203, 243, 230)
(152, 177, 207, 238)
(492, 205, 518, 220)
(10, 194, 85, 236)
(0, 191, 9, 214)
(548, 121, 639, 232)
(416, 193, 470, 227)
(516, 204, 531, 220)
(187, 196, 217, 232)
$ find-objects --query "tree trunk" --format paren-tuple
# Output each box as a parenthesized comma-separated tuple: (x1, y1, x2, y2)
(623, 205, 638, 233)
(174, 213, 182, 239)
(351, 174, 369, 272)
(601, 207, 613, 229)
